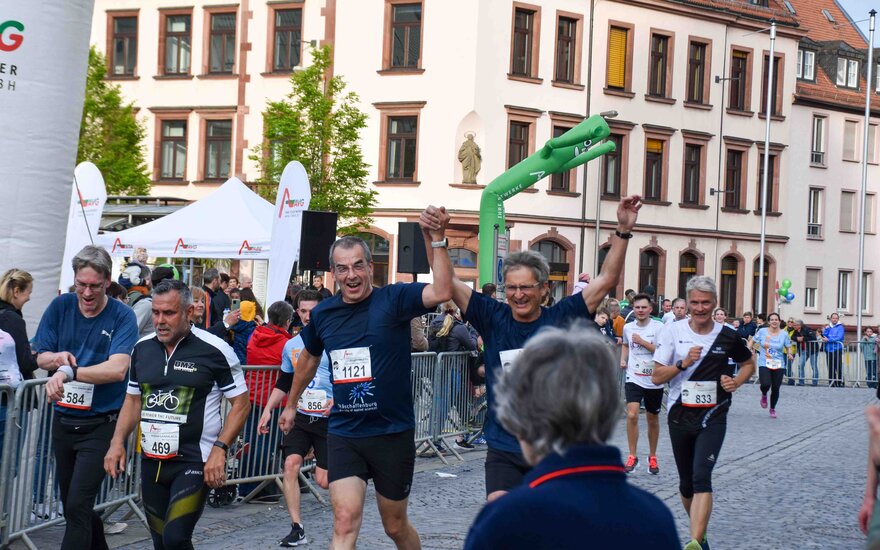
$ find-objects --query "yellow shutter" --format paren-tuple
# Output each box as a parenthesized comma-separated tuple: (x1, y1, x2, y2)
(733, 50, 748, 60)
(607, 27, 628, 88)
(646, 138, 663, 154)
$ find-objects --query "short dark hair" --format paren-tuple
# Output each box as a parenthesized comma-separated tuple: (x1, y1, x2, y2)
(757, 313, 767, 322)
(153, 279, 193, 309)
(630, 293, 652, 306)
(267, 300, 294, 326)
(743, 311, 753, 318)
(151, 264, 180, 287)
(296, 289, 323, 308)
(202, 268, 219, 285)
(220, 273, 230, 284)
(481, 283, 497, 295)
(107, 282, 128, 301)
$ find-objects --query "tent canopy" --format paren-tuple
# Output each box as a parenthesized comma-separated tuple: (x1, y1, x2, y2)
(97, 177, 274, 259)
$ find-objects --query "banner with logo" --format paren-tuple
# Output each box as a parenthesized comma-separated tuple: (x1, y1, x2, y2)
(267, 162, 311, 304)
(59, 162, 107, 291)
(0, 0, 95, 328)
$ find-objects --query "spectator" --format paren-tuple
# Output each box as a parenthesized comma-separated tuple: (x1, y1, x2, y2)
(790, 319, 819, 387)
(106, 282, 128, 303)
(229, 288, 260, 364)
(308, 274, 333, 300)
(607, 298, 625, 338)
(620, 289, 636, 322)
(863, 327, 878, 389)
(594, 307, 617, 344)
(124, 263, 151, 306)
(227, 276, 239, 294)
(0, 269, 38, 455)
(571, 273, 591, 296)
(464, 326, 680, 550)
(428, 302, 477, 353)
(663, 298, 687, 325)
(410, 317, 428, 352)
(220, 272, 231, 295)
(201, 268, 230, 328)
(755, 313, 767, 329)
(822, 313, 845, 387)
(737, 311, 758, 340)
(240, 274, 253, 290)
(481, 283, 497, 299)
(131, 264, 181, 337)
(191, 286, 240, 340)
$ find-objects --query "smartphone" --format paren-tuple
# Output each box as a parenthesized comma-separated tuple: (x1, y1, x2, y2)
(231, 298, 240, 311)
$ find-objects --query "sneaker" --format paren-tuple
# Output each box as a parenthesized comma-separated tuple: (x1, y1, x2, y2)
(683, 539, 703, 550)
(472, 435, 487, 445)
(624, 455, 638, 473)
(454, 438, 474, 450)
(769, 408, 777, 419)
(760, 395, 768, 409)
(648, 455, 659, 475)
(280, 523, 307, 547)
(700, 534, 711, 550)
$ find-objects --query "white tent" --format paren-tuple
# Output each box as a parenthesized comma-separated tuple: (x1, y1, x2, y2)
(97, 177, 274, 259)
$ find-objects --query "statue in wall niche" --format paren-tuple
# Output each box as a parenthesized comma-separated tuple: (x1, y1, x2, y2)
(458, 132, 482, 184)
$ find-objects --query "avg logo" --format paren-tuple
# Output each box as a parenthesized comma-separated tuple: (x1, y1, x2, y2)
(238, 240, 263, 255)
(77, 188, 100, 209)
(174, 238, 197, 253)
(0, 21, 24, 52)
(112, 239, 133, 253)
(277, 188, 305, 218)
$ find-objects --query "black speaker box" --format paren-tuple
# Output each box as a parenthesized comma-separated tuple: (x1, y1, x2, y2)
(299, 211, 338, 272)
(397, 222, 430, 274)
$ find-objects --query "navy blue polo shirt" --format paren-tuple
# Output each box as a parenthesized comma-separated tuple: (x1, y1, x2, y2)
(300, 283, 431, 437)
(465, 444, 680, 549)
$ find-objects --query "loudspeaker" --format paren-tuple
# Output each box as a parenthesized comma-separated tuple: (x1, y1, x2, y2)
(299, 211, 338, 272)
(397, 222, 430, 274)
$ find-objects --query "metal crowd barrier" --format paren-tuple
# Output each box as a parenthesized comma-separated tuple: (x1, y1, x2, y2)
(749, 339, 879, 388)
(0, 383, 14, 545)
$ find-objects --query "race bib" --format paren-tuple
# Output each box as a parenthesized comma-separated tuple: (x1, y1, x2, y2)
(681, 381, 717, 408)
(58, 381, 94, 410)
(140, 421, 179, 460)
(634, 360, 654, 377)
(499, 349, 523, 373)
(766, 359, 783, 370)
(298, 389, 328, 413)
(330, 347, 372, 384)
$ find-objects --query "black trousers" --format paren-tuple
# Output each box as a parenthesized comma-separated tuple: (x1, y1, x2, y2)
(826, 349, 843, 386)
(52, 415, 116, 550)
(759, 367, 784, 409)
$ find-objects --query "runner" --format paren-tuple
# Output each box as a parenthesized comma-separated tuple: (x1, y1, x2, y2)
(752, 312, 794, 419)
(447, 195, 642, 501)
(104, 280, 250, 550)
(279, 205, 453, 549)
(620, 293, 665, 474)
(258, 289, 333, 547)
(652, 276, 755, 550)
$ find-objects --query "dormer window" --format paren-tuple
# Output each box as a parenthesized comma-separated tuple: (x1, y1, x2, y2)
(749, 0, 769, 6)
(822, 9, 836, 23)
(797, 49, 815, 80)
(837, 57, 859, 88)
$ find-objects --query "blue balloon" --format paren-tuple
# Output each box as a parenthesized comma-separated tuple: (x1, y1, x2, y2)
(786, 292, 795, 301)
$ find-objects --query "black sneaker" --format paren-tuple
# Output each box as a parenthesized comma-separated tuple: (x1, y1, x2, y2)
(280, 523, 307, 547)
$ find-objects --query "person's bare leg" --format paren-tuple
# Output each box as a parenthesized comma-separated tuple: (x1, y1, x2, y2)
(282, 454, 303, 524)
(625, 402, 640, 456)
(329, 477, 366, 550)
(376, 492, 421, 550)
(314, 467, 329, 490)
(647, 412, 660, 457)
(680, 494, 692, 515)
(486, 490, 507, 502)
(688, 492, 713, 542)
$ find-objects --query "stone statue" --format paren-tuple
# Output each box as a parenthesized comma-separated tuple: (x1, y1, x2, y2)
(458, 133, 482, 184)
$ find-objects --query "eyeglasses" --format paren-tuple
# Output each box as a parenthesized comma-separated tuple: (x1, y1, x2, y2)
(333, 262, 368, 276)
(505, 282, 542, 293)
(74, 280, 105, 292)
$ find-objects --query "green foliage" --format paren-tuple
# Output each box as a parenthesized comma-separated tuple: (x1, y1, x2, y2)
(78, 46, 151, 196)
(250, 45, 376, 230)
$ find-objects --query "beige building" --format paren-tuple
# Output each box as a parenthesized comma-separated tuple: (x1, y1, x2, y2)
(89, 0, 873, 320)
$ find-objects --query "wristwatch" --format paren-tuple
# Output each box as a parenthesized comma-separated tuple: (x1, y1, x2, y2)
(615, 230, 634, 240)
(675, 360, 686, 371)
(431, 238, 448, 248)
(213, 440, 230, 454)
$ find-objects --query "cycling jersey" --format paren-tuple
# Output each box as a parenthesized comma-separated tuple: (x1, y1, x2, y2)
(127, 327, 247, 462)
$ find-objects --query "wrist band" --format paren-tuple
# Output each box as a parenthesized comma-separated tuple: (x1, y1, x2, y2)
(615, 230, 633, 240)
(213, 440, 229, 454)
(58, 365, 75, 382)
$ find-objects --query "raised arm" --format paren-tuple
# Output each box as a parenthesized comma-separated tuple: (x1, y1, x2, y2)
(419, 205, 454, 308)
(582, 195, 642, 313)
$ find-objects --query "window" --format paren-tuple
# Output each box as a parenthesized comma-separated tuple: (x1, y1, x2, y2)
(511, 8, 536, 77)
(644, 138, 664, 201)
(761, 54, 781, 116)
(805, 268, 820, 309)
(356, 233, 390, 286)
(648, 34, 670, 97)
(391, 3, 421, 69)
(204, 120, 232, 180)
(163, 14, 191, 75)
(110, 16, 137, 76)
(386, 116, 418, 181)
(639, 250, 660, 294)
(531, 240, 569, 304)
(555, 16, 577, 83)
(606, 25, 630, 90)
(720, 256, 739, 314)
(273, 9, 303, 71)
(449, 248, 477, 268)
(870, 124, 878, 164)
(866, 194, 877, 233)
(876, 64, 880, 92)
(508, 121, 530, 168)
(724, 150, 743, 209)
(602, 134, 622, 198)
(838, 270, 851, 311)
(837, 58, 859, 88)
(752, 258, 770, 314)
(682, 144, 701, 205)
(160, 120, 187, 180)
(797, 49, 815, 80)
(844, 120, 859, 161)
(209, 12, 236, 74)
(808, 187, 823, 237)
(756, 153, 777, 213)
(811, 116, 825, 165)
(863, 273, 873, 313)
(823, 9, 836, 22)
(729, 50, 749, 111)
(550, 126, 572, 191)
(687, 42, 707, 103)
(841, 190, 856, 232)
(678, 253, 698, 299)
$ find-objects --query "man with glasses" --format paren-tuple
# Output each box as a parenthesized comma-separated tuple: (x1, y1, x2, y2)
(444, 195, 642, 501)
(35, 245, 139, 550)
(280, 205, 453, 549)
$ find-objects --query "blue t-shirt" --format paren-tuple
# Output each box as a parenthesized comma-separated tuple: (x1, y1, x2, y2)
(34, 293, 138, 416)
(753, 328, 791, 368)
(281, 334, 333, 418)
(300, 283, 431, 437)
(464, 291, 591, 453)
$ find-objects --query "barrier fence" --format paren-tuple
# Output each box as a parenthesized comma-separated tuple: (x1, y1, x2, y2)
(753, 340, 878, 388)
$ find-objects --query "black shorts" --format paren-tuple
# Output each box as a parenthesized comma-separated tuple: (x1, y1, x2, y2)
(668, 418, 727, 499)
(327, 429, 415, 501)
(485, 447, 531, 496)
(624, 382, 664, 414)
(281, 412, 329, 470)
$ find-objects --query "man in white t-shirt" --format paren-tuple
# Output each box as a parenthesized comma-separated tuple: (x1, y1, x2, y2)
(620, 293, 665, 475)
(663, 297, 687, 324)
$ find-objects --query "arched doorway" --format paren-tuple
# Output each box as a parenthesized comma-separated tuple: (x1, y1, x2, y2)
(355, 232, 390, 287)
(720, 255, 739, 315)
(639, 250, 660, 295)
(530, 240, 569, 304)
(678, 252, 698, 299)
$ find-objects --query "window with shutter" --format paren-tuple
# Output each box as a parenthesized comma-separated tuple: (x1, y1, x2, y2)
(840, 191, 855, 231)
(844, 120, 858, 160)
(607, 27, 628, 89)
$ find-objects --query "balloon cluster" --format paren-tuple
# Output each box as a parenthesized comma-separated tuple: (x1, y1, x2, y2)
(777, 279, 795, 302)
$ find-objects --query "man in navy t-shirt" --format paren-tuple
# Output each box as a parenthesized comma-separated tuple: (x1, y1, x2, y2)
(280, 205, 454, 549)
(448, 195, 642, 501)
(35, 245, 138, 550)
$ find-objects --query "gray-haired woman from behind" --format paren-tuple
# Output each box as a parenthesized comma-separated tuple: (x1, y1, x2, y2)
(464, 326, 679, 550)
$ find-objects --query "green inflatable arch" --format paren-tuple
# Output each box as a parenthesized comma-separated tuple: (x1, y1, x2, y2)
(479, 113, 617, 286)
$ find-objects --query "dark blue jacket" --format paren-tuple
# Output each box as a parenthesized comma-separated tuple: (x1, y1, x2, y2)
(465, 444, 680, 549)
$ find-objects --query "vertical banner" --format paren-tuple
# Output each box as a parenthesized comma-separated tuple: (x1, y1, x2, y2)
(266, 162, 311, 304)
(59, 162, 108, 292)
(0, 0, 95, 330)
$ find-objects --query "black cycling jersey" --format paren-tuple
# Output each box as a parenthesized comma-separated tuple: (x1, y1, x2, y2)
(128, 327, 247, 462)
